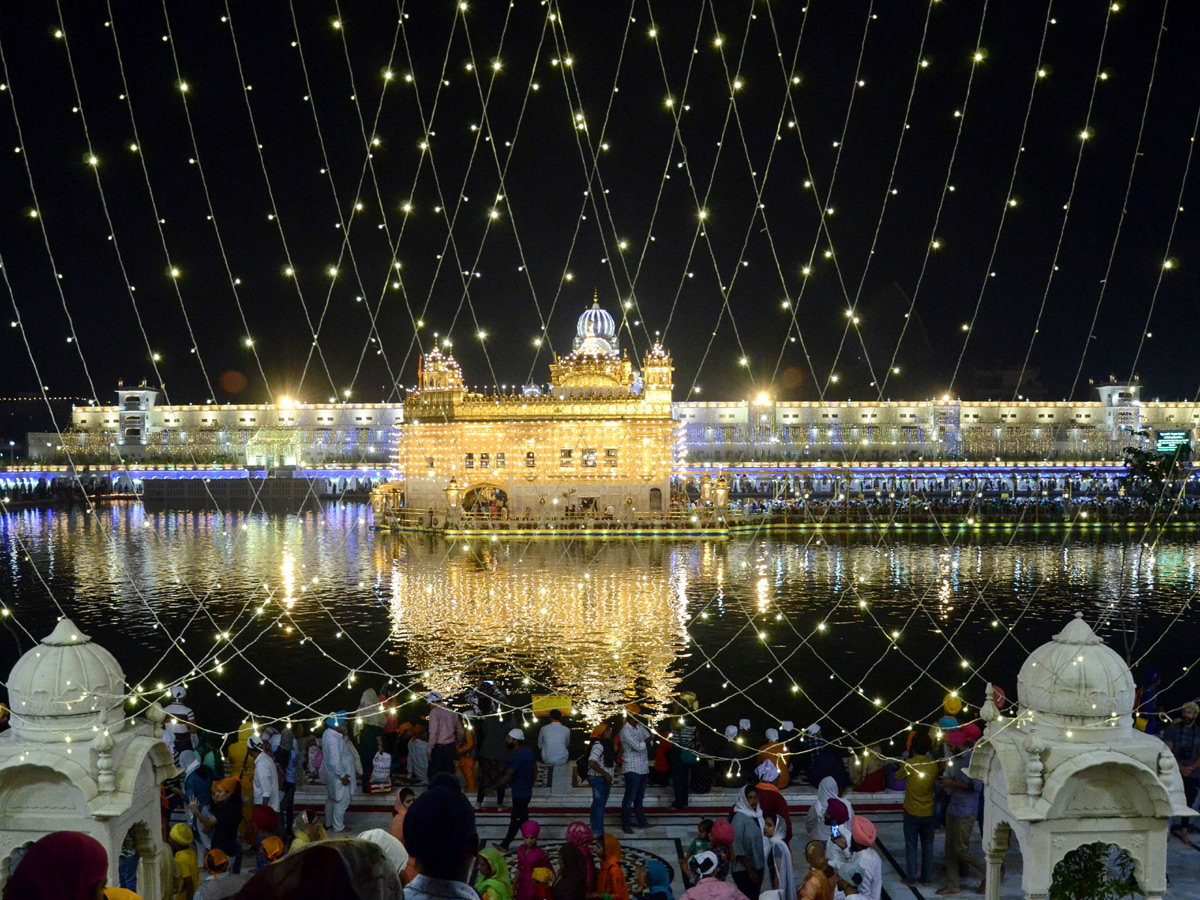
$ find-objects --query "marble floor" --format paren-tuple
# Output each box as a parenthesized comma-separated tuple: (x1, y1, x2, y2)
(294, 779, 1200, 899)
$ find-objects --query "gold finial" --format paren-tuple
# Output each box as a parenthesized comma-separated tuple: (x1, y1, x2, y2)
(592, 289, 599, 307)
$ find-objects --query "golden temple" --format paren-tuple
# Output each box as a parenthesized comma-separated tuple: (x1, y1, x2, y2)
(384, 300, 677, 526)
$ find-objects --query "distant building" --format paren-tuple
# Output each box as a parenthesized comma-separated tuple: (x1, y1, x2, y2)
(675, 379, 1183, 464)
(21, 351, 1195, 471)
(29, 386, 400, 466)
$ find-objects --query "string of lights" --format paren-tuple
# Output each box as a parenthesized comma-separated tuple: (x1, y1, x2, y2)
(1011, 1, 1116, 398)
(540, 0, 652, 366)
(945, 0, 1057, 394)
(269, 0, 403, 398)
(390, 2, 512, 390)
(858, 0, 991, 403)
(0, 0, 1197, 767)
(1065, 0, 1171, 401)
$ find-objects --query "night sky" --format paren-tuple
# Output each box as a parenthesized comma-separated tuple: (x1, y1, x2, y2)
(1, 0, 1197, 411)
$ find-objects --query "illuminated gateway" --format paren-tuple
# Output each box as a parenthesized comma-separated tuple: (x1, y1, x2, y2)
(397, 299, 675, 516)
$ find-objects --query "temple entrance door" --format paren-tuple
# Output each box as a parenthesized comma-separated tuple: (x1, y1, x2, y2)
(462, 484, 508, 516)
(649, 487, 663, 511)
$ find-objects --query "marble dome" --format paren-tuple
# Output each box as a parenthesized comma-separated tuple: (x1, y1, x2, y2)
(1017, 612, 1135, 723)
(6, 618, 127, 742)
(575, 299, 617, 356)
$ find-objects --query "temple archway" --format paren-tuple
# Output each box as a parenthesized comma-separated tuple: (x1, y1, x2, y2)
(462, 484, 508, 513)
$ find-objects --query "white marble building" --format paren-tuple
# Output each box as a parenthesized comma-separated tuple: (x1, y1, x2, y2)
(969, 614, 1195, 900)
(0, 619, 176, 898)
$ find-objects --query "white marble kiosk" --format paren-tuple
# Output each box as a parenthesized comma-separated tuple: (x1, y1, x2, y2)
(969, 614, 1194, 900)
(0, 619, 177, 898)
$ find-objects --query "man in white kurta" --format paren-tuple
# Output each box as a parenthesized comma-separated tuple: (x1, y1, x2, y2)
(321, 712, 355, 832)
(250, 736, 281, 812)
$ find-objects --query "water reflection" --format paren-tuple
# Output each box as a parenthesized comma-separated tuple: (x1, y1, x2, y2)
(379, 538, 692, 722)
(0, 503, 1197, 738)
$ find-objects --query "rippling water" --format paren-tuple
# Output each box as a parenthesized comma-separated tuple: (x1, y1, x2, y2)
(0, 501, 1196, 744)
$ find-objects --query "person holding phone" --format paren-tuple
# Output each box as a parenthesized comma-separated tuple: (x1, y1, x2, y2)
(824, 799, 853, 870)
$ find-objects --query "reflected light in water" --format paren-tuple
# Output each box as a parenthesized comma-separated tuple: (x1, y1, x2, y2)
(382, 538, 691, 722)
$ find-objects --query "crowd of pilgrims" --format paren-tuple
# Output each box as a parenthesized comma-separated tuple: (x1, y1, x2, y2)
(4, 677, 1064, 900)
(713, 472, 1200, 521)
(725, 495, 1200, 521)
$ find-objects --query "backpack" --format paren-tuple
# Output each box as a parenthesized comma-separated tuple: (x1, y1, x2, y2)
(576, 750, 592, 782)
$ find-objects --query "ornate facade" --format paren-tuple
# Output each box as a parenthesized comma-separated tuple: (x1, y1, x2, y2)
(397, 301, 675, 516)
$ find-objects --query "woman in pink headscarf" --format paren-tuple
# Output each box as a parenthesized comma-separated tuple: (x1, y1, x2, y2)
(515, 821, 553, 900)
(4, 831, 108, 899)
(565, 822, 596, 891)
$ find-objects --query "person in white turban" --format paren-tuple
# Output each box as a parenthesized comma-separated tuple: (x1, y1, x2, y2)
(359, 828, 411, 884)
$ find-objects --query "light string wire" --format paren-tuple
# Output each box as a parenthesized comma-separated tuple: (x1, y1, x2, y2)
(605, 0, 709, 377)
(324, 0, 462, 401)
(436, 1, 565, 384)
(327, 0, 465, 398)
(693, 0, 822, 393)
(1011, 2, 1116, 398)
(403, 2, 516, 390)
(1065, 0, 1170, 401)
(866, 0, 990, 403)
(2, 5, 1200, 753)
(161, 0, 341, 403)
(270, 0, 404, 401)
(758, 0, 880, 400)
(100, 1, 220, 407)
(387, 5, 490, 389)
(1, 7, 481, 736)
(540, 0, 652, 364)
(652, 0, 762, 382)
(819, 0, 938, 399)
(452, 4, 560, 377)
(945, 0, 1056, 394)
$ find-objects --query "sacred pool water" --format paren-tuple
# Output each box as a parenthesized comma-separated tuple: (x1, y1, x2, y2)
(0, 501, 1194, 747)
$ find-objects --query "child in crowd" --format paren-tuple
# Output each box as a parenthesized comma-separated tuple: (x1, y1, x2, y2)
(389, 787, 419, 883)
(595, 834, 631, 900)
(194, 848, 252, 900)
(252, 806, 280, 871)
(168, 823, 199, 900)
(458, 724, 477, 793)
(515, 820, 553, 900)
(258, 836, 285, 872)
(390, 786, 415, 841)
(408, 724, 429, 783)
(288, 811, 329, 854)
(679, 818, 713, 886)
(635, 860, 674, 900)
